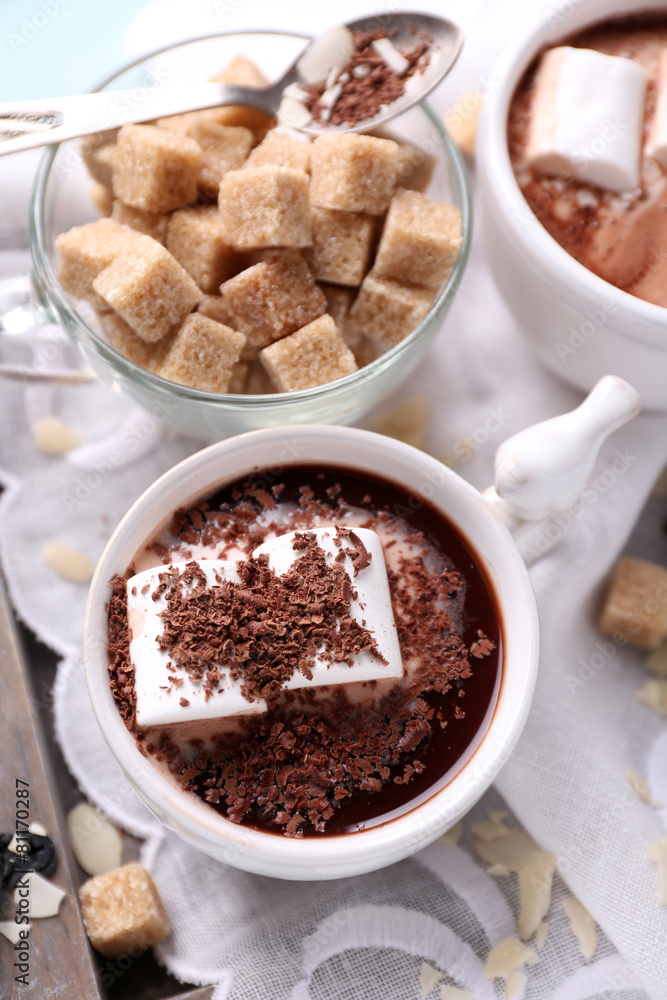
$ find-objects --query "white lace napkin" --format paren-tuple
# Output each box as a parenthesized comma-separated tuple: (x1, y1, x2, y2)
(1, 1, 666, 998)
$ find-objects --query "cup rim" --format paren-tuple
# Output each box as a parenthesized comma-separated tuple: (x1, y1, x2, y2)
(83, 425, 539, 878)
(478, 0, 667, 343)
(29, 28, 473, 410)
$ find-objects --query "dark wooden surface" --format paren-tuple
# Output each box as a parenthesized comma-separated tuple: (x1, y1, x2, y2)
(1, 586, 211, 1000)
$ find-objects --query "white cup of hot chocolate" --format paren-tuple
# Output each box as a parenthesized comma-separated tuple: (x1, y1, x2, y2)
(83, 378, 639, 880)
(477, 0, 667, 411)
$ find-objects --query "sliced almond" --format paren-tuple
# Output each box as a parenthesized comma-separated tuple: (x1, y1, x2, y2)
(14, 872, 65, 918)
(624, 765, 659, 806)
(471, 814, 510, 842)
(637, 679, 667, 717)
(444, 92, 483, 160)
(484, 937, 537, 979)
(67, 803, 122, 877)
(297, 25, 354, 84)
(487, 863, 511, 877)
(42, 542, 94, 584)
(0, 920, 30, 944)
(419, 961, 441, 996)
(562, 897, 598, 960)
(440, 987, 473, 1000)
(535, 921, 549, 951)
(517, 852, 555, 940)
(31, 416, 82, 455)
(505, 970, 527, 999)
(647, 836, 667, 904)
(475, 830, 543, 872)
(438, 820, 464, 847)
(646, 641, 667, 677)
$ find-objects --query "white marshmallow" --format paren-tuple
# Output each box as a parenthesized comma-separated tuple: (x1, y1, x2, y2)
(525, 46, 647, 193)
(127, 528, 403, 727)
(646, 48, 667, 169)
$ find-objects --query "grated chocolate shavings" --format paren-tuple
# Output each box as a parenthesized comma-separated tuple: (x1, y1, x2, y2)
(304, 27, 432, 127)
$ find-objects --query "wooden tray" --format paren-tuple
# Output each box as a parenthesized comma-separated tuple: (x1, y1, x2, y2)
(0, 573, 213, 1000)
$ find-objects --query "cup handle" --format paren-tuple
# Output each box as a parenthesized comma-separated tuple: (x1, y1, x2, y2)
(483, 376, 642, 532)
(0, 273, 95, 383)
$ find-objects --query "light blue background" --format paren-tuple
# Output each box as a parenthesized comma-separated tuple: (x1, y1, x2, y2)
(0, 0, 150, 99)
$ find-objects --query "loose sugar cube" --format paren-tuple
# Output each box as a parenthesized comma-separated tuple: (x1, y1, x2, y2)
(374, 190, 462, 289)
(56, 219, 148, 309)
(111, 201, 169, 244)
(166, 206, 241, 293)
(80, 130, 118, 187)
(79, 863, 169, 958)
(220, 250, 326, 352)
(206, 55, 273, 133)
(394, 142, 436, 192)
(245, 129, 312, 173)
(260, 314, 357, 391)
(188, 122, 254, 198)
(113, 124, 201, 213)
(158, 314, 246, 392)
(598, 557, 667, 650)
(100, 312, 158, 368)
(218, 166, 312, 248)
(90, 183, 113, 217)
(349, 273, 434, 349)
(320, 283, 359, 347)
(310, 134, 399, 216)
(310, 207, 375, 286)
(93, 239, 201, 343)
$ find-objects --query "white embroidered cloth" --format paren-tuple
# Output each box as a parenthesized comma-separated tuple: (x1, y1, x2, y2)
(1, 1, 666, 998)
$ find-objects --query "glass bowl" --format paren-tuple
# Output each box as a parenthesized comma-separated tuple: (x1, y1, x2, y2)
(30, 30, 471, 441)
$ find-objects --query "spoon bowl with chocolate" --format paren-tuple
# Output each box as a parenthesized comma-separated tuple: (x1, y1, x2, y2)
(84, 376, 640, 879)
(478, 0, 667, 411)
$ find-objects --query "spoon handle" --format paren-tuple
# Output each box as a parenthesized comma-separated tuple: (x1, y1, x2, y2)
(0, 81, 274, 156)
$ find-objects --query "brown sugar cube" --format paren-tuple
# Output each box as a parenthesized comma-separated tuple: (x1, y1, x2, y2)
(93, 239, 201, 343)
(56, 219, 149, 309)
(310, 134, 399, 216)
(598, 557, 667, 650)
(166, 207, 241, 293)
(348, 273, 434, 349)
(310, 207, 375, 287)
(228, 360, 250, 393)
(210, 54, 269, 88)
(112, 124, 201, 213)
(158, 314, 246, 392)
(245, 130, 312, 173)
(353, 333, 383, 368)
(260, 314, 357, 391)
(187, 122, 254, 198)
(218, 166, 311, 248)
(111, 201, 169, 244)
(394, 142, 436, 192)
(78, 863, 169, 958)
(80, 131, 118, 187)
(90, 182, 113, 217)
(220, 250, 326, 353)
(198, 293, 238, 329)
(374, 190, 462, 289)
(245, 357, 276, 393)
(100, 312, 158, 368)
(320, 283, 359, 348)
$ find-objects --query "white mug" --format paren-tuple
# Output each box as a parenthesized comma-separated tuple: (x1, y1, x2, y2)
(477, 0, 667, 411)
(83, 377, 640, 880)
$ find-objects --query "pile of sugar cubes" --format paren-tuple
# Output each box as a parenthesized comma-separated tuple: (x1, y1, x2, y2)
(56, 55, 462, 395)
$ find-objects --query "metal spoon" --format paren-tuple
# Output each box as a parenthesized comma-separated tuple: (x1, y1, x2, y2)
(0, 12, 462, 156)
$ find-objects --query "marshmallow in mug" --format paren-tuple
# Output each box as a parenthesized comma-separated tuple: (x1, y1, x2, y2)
(525, 45, 647, 192)
(127, 527, 403, 727)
